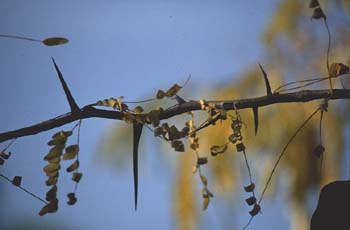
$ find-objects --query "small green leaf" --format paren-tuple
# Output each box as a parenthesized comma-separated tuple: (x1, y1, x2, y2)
(42, 37, 69, 46)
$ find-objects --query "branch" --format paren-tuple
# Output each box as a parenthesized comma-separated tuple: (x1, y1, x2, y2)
(1, 89, 350, 143)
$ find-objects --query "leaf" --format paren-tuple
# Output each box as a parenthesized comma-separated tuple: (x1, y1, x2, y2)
(156, 90, 165, 99)
(72, 172, 83, 183)
(311, 7, 326, 20)
(171, 140, 185, 152)
(202, 197, 210, 210)
(133, 106, 144, 114)
(52, 131, 72, 141)
(312, 144, 325, 158)
(38, 199, 58, 216)
(67, 193, 77, 205)
(48, 157, 61, 164)
(197, 157, 208, 165)
(154, 127, 164, 137)
(66, 160, 79, 172)
(236, 142, 245, 152)
(309, 0, 320, 8)
(44, 163, 60, 174)
(249, 204, 261, 216)
(210, 144, 228, 156)
(133, 122, 143, 210)
(46, 176, 58, 186)
(329, 63, 350, 77)
(62, 145, 79, 160)
(0, 158, 4, 165)
(0, 151, 11, 159)
(200, 175, 208, 186)
(244, 183, 256, 192)
(12, 176, 22, 187)
(42, 37, 69, 46)
(245, 196, 257, 206)
(252, 106, 259, 136)
(165, 84, 182, 97)
(46, 185, 57, 201)
(44, 145, 64, 160)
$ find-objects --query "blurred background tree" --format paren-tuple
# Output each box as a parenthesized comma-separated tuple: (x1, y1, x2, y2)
(102, 1, 350, 229)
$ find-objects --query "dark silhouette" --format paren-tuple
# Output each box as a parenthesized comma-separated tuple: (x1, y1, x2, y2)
(311, 180, 350, 230)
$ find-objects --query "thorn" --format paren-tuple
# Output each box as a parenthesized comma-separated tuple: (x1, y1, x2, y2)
(252, 106, 259, 136)
(258, 64, 272, 95)
(175, 95, 187, 104)
(133, 123, 143, 211)
(51, 57, 80, 113)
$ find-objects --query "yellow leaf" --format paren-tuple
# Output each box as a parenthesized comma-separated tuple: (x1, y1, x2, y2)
(63, 145, 79, 160)
(42, 37, 69, 46)
(66, 160, 79, 172)
(202, 197, 210, 210)
(200, 175, 208, 186)
(43, 163, 60, 174)
(133, 106, 144, 114)
(44, 145, 64, 160)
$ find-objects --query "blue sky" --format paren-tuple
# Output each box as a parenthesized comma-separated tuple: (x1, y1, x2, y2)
(0, 1, 296, 229)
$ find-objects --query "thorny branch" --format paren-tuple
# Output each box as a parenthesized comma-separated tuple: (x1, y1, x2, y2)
(1, 88, 350, 143)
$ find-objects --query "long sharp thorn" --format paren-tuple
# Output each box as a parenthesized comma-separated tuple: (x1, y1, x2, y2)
(259, 64, 272, 95)
(252, 106, 259, 136)
(51, 57, 80, 113)
(133, 122, 143, 210)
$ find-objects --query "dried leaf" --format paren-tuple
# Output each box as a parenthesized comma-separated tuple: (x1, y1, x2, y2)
(44, 163, 60, 174)
(38, 199, 58, 216)
(12, 176, 22, 187)
(0, 158, 4, 165)
(46, 185, 57, 201)
(42, 37, 69, 46)
(62, 145, 79, 160)
(245, 196, 257, 206)
(228, 134, 238, 144)
(192, 165, 198, 174)
(210, 144, 228, 156)
(154, 127, 164, 137)
(249, 204, 261, 216)
(48, 157, 61, 164)
(156, 90, 165, 99)
(44, 145, 64, 160)
(329, 63, 349, 77)
(46, 177, 58, 186)
(0, 151, 11, 159)
(165, 84, 182, 97)
(309, 0, 320, 8)
(244, 183, 256, 192)
(72, 172, 83, 183)
(133, 106, 144, 114)
(236, 142, 245, 152)
(197, 157, 208, 165)
(202, 197, 210, 210)
(174, 143, 185, 152)
(67, 193, 77, 205)
(66, 160, 79, 172)
(312, 7, 326, 20)
(52, 131, 72, 141)
(200, 175, 208, 186)
(312, 144, 325, 158)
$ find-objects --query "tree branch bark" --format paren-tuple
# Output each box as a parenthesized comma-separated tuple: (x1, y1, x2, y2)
(1, 89, 349, 143)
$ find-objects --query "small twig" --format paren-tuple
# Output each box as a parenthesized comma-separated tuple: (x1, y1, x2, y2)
(0, 173, 48, 204)
(258, 107, 320, 205)
(0, 34, 41, 43)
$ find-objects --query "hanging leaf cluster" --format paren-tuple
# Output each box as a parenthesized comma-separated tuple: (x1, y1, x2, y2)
(96, 96, 128, 112)
(40, 128, 82, 216)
